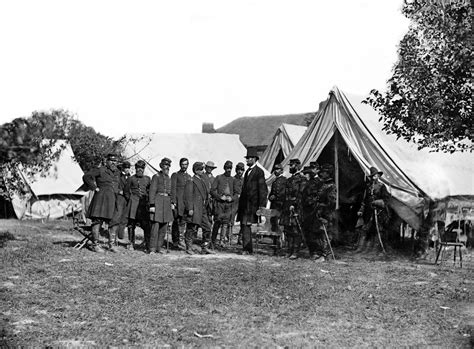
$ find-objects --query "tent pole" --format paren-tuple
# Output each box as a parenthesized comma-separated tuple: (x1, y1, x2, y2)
(334, 129, 340, 241)
(334, 130, 339, 210)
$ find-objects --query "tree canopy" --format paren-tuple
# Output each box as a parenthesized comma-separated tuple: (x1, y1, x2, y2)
(0, 109, 126, 198)
(365, 0, 473, 152)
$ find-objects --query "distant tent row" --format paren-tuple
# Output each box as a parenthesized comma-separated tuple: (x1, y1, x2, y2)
(122, 133, 271, 178)
(271, 86, 473, 231)
(259, 123, 307, 172)
(2, 141, 86, 219)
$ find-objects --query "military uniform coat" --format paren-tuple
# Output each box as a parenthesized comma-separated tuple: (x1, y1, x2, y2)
(211, 173, 236, 223)
(269, 175, 287, 212)
(110, 171, 130, 226)
(232, 174, 243, 220)
(149, 171, 173, 223)
(124, 174, 151, 221)
(171, 170, 192, 217)
(279, 172, 306, 227)
(301, 177, 323, 231)
(83, 166, 120, 220)
(359, 180, 390, 227)
(184, 175, 209, 226)
(237, 165, 268, 225)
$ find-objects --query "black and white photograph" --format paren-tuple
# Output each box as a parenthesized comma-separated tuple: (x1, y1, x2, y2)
(0, 0, 472, 347)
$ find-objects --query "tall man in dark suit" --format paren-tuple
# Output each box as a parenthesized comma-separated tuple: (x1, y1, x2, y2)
(237, 149, 268, 254)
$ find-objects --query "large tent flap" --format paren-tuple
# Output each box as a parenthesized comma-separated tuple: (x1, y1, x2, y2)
(8, 140, 86, 219)
(260, 124, 307, 171)
(266, 86, 473, 230)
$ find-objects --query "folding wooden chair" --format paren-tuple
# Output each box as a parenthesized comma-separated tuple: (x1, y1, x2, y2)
(255, 207, 282, 255)
(72, 210, 93, 250)
(434, 220, 465, 268)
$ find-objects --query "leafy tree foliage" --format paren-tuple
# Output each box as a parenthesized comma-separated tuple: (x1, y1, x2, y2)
(27, 109, 126, 172)
(0, 109, 126, 198)
(365, 0, 473, 152)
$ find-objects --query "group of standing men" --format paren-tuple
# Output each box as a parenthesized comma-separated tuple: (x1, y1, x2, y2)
(82, 153, 250, 255)
(83, 150, 390, 260)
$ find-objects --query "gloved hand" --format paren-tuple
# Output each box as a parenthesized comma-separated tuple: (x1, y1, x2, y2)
(149, 207, 155, 213)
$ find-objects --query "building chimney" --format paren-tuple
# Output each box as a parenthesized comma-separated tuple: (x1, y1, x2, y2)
(202, 122, 215, 133)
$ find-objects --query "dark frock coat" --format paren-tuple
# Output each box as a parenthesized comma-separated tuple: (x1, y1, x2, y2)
(211, 173, 236, 223)
(184, 175, 209, 226)
(83, 166, 120, 220)
(149, 171, 174, 223)
(237, 165, 268, 225)
(171, 170, 192, 217)
(110, 172, 129, 226)
(124, 174, 151, 221)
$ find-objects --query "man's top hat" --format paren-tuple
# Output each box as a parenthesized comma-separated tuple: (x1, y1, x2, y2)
(244, 148, 259, 159)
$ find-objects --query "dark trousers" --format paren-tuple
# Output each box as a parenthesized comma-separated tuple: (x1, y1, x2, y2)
(128, 219, 150, 246)
(240, 224, 253, 252)
(185, 209, 212, 248)
(149, 222, 168, 252)
(171, 215, 186, 245)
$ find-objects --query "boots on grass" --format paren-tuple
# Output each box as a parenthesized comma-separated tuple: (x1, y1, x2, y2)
(91, 223, 105, 253)
(108, 225, 119, 253)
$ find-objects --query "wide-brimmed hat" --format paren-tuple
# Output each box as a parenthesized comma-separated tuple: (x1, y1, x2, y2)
(135, 160, 146, 169)
(368, 166, 383, 177)
(244, 148, 259, 159)
(205, 161, 217, 168)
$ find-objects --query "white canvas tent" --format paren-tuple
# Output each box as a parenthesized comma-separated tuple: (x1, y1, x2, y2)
(123, 133, 271, 178)
(260, 123, 307, 171)
(8, 141, 86, 219)
(275, 86, 474, 230)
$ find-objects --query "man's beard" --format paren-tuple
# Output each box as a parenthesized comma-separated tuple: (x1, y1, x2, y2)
(162, 168, 169, 175)
(289, 167, 297, 174)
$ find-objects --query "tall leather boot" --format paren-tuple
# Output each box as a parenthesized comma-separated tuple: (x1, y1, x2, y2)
(224, 224, 232, 246)
(91, 223, 104, 253)
(220, 224, 229, 247)
(108, 225, 119, 252)
(211, 222, 220, 248)
(156, 223, 167, 253)
(127, 226, 135, 251)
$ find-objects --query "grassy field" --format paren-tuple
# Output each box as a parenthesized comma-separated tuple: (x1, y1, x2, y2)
(1, 219, 473, 347)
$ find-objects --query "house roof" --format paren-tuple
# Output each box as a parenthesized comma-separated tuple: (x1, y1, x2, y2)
(216, 113, 312, 148)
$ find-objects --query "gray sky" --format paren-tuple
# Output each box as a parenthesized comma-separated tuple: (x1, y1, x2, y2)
(0, 0, 409, 138)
